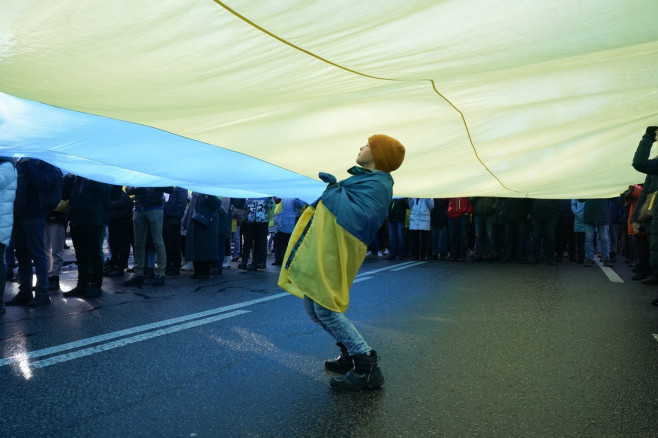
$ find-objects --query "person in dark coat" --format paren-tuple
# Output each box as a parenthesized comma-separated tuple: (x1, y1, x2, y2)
(555, 199, 576, 262)
(631, 126, 658, 298)
(163, 187, 188, 276)
(62, 176, 110, 298)
(185, 192, 220, 279)
(529, 199, 559, 265)
(6, 158, 60, 307)
(500, 197, 532, 263)
(105, 185, 133, 277)
(212, 197, 233, 274)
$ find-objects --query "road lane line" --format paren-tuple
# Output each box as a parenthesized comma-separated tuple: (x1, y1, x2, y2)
(653, 334, 658, 342)
(353, 276, 373, 283)
(594, 259, 624, 283)
(391, 261, 427, 271)
(0, 293, 289, 367)
(357, 260, 417, 277)
(29, 310, 249, 369)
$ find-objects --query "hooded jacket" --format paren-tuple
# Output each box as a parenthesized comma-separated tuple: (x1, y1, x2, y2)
(278, 166, 393, 313)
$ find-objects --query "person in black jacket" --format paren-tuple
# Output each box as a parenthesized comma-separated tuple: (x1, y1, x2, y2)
(105, 185, 133, 277)
(163, 187, 188, 276)
(62, 176, 110, 298)
(529, 199, 560, 265)
(5, 158, 60, 307)
(631, 126, 658, 304)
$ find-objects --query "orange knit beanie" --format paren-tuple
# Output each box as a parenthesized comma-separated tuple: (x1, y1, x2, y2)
(368, 134, 405, 173)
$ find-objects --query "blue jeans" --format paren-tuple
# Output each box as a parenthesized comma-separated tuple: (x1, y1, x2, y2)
(303, 296, 370, 356)
(585, 224, 609, 260)
(388, 220, 405, 257)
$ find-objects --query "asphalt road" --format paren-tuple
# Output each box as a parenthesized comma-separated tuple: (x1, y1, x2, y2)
(1, 254, 657, 438)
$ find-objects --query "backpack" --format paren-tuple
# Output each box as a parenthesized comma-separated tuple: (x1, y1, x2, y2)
(42, 168, 64, 212)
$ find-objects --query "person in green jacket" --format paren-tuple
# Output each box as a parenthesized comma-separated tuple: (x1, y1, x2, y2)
(278, 134, 405, 390)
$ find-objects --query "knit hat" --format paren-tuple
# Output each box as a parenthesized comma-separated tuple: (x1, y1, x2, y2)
(368, 134, 405, 173)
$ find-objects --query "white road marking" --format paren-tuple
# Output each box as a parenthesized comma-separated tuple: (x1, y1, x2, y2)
(653, 334, 658, 342)
(28, 310, 249, 369)
(357, 260, 417, 277)
(0, 293, 289, 367)
(353, 276, 373, 283)
(594, 259, 624, 283)
(391, 261, 427, 271)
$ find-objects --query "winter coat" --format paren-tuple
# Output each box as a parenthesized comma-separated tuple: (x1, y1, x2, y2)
(109, 185, 133, 220)
(388, 198, 408, 222)
(570, 199, 585, 232)
(273, 198, 305, 234)
(632, 130, 658, 174)
(625, 184, 642, 234)
(430, 198, 448, 228)
(582, 199, 610, 225)
(471, 197, 497, 216)
(278, 167, 393, 313)
(64, 177, 110, 226)
(14, 158, 60, 220)
(447, 197, 471, 219)
(408, 198, 434, 231)
(0, 160, 17, 246)
(125, 187, 171, 210)
(245, 197, 274, 223)
(163, 187, 189, 219)
(185, 193, 220, 262)
(556, 199, 575, 225)
(530, 199, 559, 221)
(500, 198, 531, 223)
(214, 197, 231, 236)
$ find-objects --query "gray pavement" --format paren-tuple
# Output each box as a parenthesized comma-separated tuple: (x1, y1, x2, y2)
(1, 252, 657, 437)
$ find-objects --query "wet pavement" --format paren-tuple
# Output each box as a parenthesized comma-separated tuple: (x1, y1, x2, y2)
(1, 251, 657, 437)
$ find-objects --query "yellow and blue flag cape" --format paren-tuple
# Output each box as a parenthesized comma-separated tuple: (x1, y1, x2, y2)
(278, 166, 393, 313)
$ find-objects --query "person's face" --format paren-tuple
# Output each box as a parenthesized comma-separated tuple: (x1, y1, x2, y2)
(356, 143, 375, 169)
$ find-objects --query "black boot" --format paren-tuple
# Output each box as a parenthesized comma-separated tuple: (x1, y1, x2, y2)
(5, 291, 33, 306)
(324, 343, 352, 374)
(85, 284, 102, 298)
(330, 350, 384, 391)
(48, 275, 60, 291)
(63, 285, 88, 297)
(123, 275, 144, 287)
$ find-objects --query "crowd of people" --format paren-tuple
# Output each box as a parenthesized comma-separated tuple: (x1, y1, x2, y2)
(0, 127, 657, 314)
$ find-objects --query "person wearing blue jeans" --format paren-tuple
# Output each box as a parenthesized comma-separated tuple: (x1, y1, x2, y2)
(582, 198, 612, 267)
(387, 198, 407, 260)
(278, 134, 405, 391)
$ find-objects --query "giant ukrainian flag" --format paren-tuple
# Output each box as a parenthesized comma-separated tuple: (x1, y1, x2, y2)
(1, 1, 657, 199)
